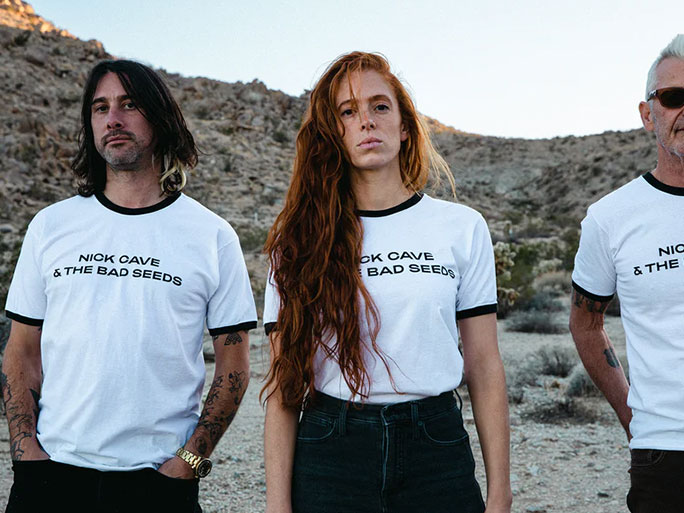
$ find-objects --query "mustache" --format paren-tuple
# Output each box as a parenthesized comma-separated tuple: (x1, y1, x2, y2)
(101, 130, 135, 146)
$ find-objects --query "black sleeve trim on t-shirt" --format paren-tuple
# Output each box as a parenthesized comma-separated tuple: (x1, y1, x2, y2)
(264, 322, 276, 336)
(5, 311, 44, 327)
(208, 320, 257, 336)
(571, 281, 614, 302)
(456, 303, 498, 320)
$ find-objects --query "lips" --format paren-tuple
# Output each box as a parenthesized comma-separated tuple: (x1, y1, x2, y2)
(358, 137, 382, 150)
(103, 131, 134, 146)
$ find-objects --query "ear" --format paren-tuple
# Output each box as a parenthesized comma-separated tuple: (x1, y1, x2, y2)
(400, 123, 408, 142)
(639, 101, 655, 132)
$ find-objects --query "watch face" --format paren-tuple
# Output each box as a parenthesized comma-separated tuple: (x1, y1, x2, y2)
(197, 459, 212, 478)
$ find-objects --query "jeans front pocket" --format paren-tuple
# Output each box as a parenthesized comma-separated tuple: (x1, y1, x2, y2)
(296, 411, 337, 443)
(419, 406, 470, 446)
(630, 449, 666, 470)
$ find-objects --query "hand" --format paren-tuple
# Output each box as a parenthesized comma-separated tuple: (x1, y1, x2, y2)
(14, 443, 49, 462)
(157, 456, 195, 480)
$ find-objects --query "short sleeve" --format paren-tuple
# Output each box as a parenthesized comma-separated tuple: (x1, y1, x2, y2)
(455, 215, 498, 319)
(571, 210, 616, 301)
(262, 269, 280, 335)
(206, 237, 257, 335)
(5, 217, 47, 326)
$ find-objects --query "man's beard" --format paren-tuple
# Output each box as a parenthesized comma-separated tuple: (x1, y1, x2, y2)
(98, 130, 151, 171)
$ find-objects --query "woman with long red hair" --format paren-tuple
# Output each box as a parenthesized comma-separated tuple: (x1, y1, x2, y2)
(262, 52, 511, 513)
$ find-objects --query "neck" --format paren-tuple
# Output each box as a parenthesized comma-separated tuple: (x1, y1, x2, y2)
(351, 166, 412, 211)
(652, 150, 684, 188)
(103, 164, 166, 208)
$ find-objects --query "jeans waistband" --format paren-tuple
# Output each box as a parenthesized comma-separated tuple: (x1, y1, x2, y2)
(306, 390, 461, 424)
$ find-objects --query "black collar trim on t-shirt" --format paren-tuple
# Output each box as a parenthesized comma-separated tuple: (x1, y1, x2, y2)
(356, 193, 423, 218)
(95, 191, 181, 215)
(642, 172, 684, 196)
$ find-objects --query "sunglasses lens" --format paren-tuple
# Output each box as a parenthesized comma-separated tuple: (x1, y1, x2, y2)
(659, 88, 684, 109)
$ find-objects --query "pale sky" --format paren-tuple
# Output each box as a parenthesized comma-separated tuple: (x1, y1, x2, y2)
(29, 0, 684, 139)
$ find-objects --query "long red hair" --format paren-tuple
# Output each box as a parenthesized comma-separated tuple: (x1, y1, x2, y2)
(261, 52, 452, 407)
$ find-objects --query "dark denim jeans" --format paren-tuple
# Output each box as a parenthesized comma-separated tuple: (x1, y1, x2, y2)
(627, 449, 684, 513)
(6, 459, 201, 513)
(292, 390, 485, 513)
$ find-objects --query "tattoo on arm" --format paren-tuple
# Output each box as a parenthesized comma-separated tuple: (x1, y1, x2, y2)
(572, 290, 610, 314)
(212, 333, 243, 346)
(2, 371, 41, 460)
(604, 348, 620, 368)
(194, 370, 247, 456)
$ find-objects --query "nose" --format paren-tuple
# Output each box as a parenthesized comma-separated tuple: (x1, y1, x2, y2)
(106, 107, 124, 129)
(360, 110, 376, 130)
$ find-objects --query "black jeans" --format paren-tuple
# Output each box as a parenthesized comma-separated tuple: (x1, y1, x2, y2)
(292, 391, 485, 513)
(627, 449, 684, 513)
(6, 459, 201, 513)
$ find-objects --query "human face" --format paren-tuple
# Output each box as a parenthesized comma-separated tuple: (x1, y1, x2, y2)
(335, 70, 408, 175)
(90, 72, 156, 172)
(639, 57, 684, 159)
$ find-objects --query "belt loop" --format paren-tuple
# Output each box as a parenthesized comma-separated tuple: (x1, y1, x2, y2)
(338, 399, 348, 436)
(454, 389, 463, 410)
(410, 402, 419, 440)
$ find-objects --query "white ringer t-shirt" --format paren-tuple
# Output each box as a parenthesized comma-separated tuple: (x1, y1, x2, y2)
(573, 173, 684, 451)
(5, 192, 257, 470)
(264, 193, 497, 403)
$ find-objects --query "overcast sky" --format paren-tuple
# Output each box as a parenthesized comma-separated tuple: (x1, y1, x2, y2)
(29, 0, 684, 139)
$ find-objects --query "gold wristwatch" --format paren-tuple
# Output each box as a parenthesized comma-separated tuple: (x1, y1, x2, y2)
(175, 447, 213, 478)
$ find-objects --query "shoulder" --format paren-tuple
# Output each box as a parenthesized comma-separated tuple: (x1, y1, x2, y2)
(28, 195, 92, 230)
(419, 194, 487, 226)
(585, 175, 650, 221)
(175, 194, 238, 243)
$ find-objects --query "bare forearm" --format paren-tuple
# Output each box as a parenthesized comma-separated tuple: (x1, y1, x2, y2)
(1, 325, 46, 461)
(264, 392, 299, 513)
(187, 331, 250, 458)
(571, 324, 631, 433)
(467, 358, 512, 509)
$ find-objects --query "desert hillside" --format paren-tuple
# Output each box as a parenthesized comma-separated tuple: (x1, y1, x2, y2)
(0, 0, 656, 331)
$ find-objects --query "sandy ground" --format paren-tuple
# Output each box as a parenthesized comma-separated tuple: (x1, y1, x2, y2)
(0, 316, 630, 512)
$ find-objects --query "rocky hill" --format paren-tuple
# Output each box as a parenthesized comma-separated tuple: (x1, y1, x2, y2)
(0, 0, 658, 324)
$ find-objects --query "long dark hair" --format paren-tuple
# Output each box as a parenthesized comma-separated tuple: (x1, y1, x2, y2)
(71, 59, 198, 196)
(261, 52, 453, 407)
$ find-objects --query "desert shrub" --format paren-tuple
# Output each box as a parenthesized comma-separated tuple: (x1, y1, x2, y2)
(516, 290, 564, 312)
(520, 392, 599, 424)
(272, 130, 289, 144)
(535, 345, 577, 377)
(534, 270, 571, 295)
(234, 223, 270, 253)
(507, 310, 565, 334)
(565, 365, 600, 398)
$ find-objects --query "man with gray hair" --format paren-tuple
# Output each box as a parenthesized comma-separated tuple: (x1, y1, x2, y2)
(570, 35, 684, 512)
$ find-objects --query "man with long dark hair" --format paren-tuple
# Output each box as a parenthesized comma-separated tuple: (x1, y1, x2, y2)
(2, 60, 257, 512)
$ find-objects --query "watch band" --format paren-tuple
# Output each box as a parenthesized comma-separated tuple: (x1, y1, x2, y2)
(175, 447, 212, 478)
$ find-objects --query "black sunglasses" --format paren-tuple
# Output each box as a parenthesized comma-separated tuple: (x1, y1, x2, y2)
(647, 87, 684, 109)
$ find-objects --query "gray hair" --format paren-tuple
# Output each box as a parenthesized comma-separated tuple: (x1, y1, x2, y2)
(646, 34, 684, 99)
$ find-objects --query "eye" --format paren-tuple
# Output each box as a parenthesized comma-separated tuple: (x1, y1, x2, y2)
(375, 103, 390, 112)
(92, 104, 108, 114)
(123, 100, 137, 110)
(340, 108, 354, 118)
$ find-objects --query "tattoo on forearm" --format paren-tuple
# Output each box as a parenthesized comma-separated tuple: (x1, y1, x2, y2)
(604, 348, 620, 368)
(2, 372, 41, 460)
(572, 290, 610, 314)
(211, 333, 243, 346)
(194, 370, 247, 456)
